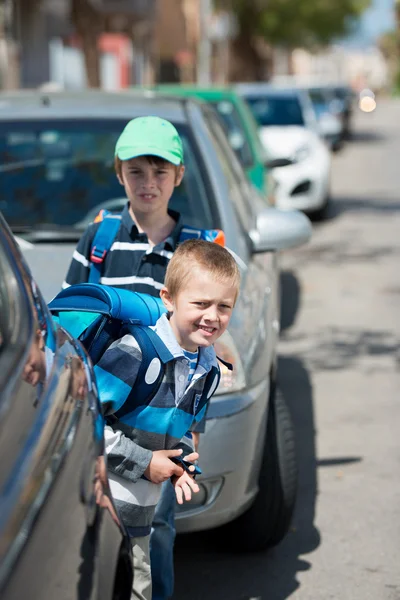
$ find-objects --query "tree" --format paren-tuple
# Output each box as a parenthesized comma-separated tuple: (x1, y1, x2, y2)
(218, 0, 370, 81)
(70, 0, 105, 87)
(378, 0, 400, 92)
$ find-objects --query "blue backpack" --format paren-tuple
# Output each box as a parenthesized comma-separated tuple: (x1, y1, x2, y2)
(88, 210, 226, 284)
(48, 285, 222, 415)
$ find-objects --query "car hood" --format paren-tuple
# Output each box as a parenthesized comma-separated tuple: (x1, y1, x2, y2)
(259, 125, 311, 159)
(21, 243, 75, 302)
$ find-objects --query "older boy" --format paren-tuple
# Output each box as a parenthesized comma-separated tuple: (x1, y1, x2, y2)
(95, 240, 240, 600)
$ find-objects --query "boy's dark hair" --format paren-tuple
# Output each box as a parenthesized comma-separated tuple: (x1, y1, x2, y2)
(114, 155, 182, 179)
(164, 239, 241, 302)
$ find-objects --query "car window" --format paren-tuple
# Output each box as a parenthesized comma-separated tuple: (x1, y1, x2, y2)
(0, 120, 214, 233)
(308, 88, 327, 106)
(0, 244, 21, 364)
(210, 100, 254, 168)
(245, 95, 305, 127)
(204, 110, 254, 233)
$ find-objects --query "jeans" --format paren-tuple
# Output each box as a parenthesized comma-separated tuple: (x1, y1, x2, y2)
(150, 479, 176, 600)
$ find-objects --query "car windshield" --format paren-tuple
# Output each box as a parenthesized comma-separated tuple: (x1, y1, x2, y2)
(245, 95, 305, 127)
(210, 100, 253, 168)
(0, 119, 213, 239)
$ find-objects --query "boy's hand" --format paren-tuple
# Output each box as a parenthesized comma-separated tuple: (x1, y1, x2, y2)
(172, 470, 200, 504)
(144, 449, 184, 484)
(171, 451, 200, 504)
(180, 451, 199, 471)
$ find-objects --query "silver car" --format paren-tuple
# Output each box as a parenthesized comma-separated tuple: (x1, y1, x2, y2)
(0, 90, 311, 551)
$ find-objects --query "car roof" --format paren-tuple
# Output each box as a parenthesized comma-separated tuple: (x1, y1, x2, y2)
(234, 83, 303, 98)
(0, 90, 193, 123)
(154, 84, 240, 103)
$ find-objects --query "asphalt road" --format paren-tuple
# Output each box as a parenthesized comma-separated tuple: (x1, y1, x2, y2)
(172, 100, 400, 600)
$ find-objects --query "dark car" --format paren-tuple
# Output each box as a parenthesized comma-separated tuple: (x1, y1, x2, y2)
(0, 212, 133, 599)
(328, 84, 355, 138)
(307, 86, 344, 150)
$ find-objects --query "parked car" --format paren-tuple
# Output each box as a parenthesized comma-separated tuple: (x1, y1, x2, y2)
(0, 89, 312, 551)
(0, 212, 133, 599)
(236, 83, 332, 219)
(306, 85, 343, 150)
(326, 84, 355, 139)
(153, 85, 271, 197)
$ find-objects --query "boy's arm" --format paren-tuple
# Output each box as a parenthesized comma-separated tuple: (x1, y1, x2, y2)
(105, 425, 153, 483)
(62, 224, 97, 287)
(106, 426, 185, 484)
(95, 334, 148, 482)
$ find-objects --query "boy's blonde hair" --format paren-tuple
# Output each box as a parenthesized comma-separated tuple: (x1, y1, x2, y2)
(164, 239, 241, 301)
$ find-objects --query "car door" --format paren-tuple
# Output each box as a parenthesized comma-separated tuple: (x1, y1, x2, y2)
(203, 110, 278, 387)
(0, 217, 129, 600)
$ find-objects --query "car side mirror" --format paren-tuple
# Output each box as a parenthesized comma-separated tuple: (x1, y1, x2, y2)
(265, 157, 293, 169)
(250, 207, 312, 253)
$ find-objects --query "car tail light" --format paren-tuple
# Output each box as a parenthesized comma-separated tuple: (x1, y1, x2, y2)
(213, 330, 246, 395)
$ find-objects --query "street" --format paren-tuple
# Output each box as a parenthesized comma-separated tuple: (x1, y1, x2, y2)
(172, 100, 400, 600)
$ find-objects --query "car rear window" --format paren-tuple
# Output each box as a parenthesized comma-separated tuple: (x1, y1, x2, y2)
(0, 119, 213, 233)
(245, 95, 305, 127)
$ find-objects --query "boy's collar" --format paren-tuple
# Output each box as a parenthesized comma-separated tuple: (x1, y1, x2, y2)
(154, 314, 218, 368)
(121, 203, 183, 250)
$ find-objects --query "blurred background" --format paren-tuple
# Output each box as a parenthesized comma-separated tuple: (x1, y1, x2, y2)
(0, 0, 397, 94)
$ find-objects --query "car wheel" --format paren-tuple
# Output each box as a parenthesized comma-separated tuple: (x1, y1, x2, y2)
(219, 385, 298, 552)
(310, 191, 330, 221)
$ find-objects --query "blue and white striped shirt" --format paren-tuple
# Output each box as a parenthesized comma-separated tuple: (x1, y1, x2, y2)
(63, 203, 183, 297)
(183, 349, 198, 385)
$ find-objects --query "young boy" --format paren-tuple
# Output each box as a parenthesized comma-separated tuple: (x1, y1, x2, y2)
(94, 239, 240, 600)
(63, 116, 220, 599)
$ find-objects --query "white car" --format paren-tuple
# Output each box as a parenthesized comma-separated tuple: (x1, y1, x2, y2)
(236, 83, 332, 219)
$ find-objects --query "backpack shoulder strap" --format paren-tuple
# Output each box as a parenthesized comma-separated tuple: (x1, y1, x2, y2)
(114, 325, 174, 418)
(194, 365, 221, 418)
(89, 212, 122, 284)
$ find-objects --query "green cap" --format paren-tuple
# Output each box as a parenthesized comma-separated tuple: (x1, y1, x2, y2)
(115, 116, 184, 165)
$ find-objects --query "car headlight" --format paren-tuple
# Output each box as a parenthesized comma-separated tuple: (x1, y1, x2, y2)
(213, 330, 246, 395)
(292, 144, 310, 163)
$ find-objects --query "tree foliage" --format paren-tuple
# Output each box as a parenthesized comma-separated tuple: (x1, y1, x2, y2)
(378, 1, 400, 92)
(222, 0, 370, 48)
(218, 0, 370, 80)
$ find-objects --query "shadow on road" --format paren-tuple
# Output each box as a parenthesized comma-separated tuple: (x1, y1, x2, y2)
(283, 324, 400, 373)
(346, 130, 386, 144)
(325, 195, 400, 220)
(286, 225, 400, 270)
(172, 272, 321, 600)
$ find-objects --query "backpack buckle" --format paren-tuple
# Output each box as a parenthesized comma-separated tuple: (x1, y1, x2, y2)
(91, 246, 106, 264)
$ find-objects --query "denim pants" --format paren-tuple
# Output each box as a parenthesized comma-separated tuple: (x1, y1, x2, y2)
(150, 479, 176, 600)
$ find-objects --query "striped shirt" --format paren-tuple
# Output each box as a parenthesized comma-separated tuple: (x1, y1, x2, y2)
(183, 349, 198, 385)
(63, 203, 184, 297)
